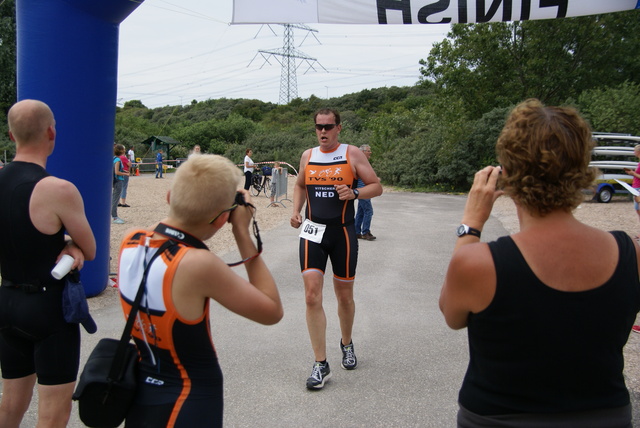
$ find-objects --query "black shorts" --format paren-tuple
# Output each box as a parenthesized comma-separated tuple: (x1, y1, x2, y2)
(125, 397, 223, 428)
(126, 363, 224, 428)
(0, 286, 80, 385)
(299, 223, 358, 280)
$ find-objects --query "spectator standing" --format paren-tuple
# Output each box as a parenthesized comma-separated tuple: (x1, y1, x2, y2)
(290, 108, 382, 390)
(269, 161, 283, 206)
(243, 148, 254, 190)
(119, 149, 131, 208)
(355, 144, 376, 240)
(440, 99, 639, 427)
(0, 100, 96, 427)
(128, 146, 136, 175)
(155, 149, 164, 179)
(623, 146, 640, 334)
(112, 144, 128, 224)
(187, 145, 202, 160)
(118, 154, 282, 427)
(623, 144, 640, 238)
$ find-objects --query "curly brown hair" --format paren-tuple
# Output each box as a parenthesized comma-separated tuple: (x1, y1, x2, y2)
(496, 99, 595, 217)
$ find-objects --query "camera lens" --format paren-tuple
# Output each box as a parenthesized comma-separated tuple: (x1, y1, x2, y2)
(235, 192, 246, 206)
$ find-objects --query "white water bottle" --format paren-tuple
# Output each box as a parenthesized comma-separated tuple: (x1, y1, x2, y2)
(51, 254, 74, 280)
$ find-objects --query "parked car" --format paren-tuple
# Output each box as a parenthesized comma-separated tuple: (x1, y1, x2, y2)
(589, 134, 640, 203)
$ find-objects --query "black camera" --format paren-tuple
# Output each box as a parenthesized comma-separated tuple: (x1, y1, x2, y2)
(496, 166, 504, 190)
(235, 192, 247, 206)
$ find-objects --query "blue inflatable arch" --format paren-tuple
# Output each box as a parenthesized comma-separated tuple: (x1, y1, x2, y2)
(16, 0, 143, 296)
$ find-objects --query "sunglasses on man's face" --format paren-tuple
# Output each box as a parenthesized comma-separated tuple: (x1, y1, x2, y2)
(315, 124, 337, 131)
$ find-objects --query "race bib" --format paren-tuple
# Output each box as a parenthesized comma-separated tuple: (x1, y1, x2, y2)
(299, 219, 326, 244)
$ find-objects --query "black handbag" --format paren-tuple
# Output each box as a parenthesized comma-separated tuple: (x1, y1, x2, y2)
(72, 240, 173, 428)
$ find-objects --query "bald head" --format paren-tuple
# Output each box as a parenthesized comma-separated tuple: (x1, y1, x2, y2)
(8, 100, 55, 145)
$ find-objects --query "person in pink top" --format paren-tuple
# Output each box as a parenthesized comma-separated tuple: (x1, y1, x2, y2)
(624, 145, 640, 335)
(623, 145, 640, 236)
(119, 150, 132, 208)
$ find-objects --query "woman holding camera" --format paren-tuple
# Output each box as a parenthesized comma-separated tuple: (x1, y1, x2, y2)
(441, 99, 640, 427)
(117, 154, 282, 427)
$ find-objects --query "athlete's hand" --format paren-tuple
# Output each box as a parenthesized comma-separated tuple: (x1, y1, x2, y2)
(291, 212, 302, 228)
(335, 184, 356, 200)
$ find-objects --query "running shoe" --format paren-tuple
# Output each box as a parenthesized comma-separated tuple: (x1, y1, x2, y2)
(306, 361, 331, 389)
(632, 325, 640, 334)
(340, 340, 358, 370)
(112, 217, 125, 224)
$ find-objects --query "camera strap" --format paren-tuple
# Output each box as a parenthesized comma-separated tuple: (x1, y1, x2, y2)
(153, 220, 262, 267)
(153, 223, 208, 250)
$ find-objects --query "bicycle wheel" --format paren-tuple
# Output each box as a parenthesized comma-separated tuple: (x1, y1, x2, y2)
(262, 177, 271, 197)
(250, 174, 261, 196)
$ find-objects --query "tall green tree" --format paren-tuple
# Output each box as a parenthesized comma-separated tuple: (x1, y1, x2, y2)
(420, 11, 640, 119)
(0, 0, 15, 116)
(0, 0, 16, 158)
(579, 81, 640, 135)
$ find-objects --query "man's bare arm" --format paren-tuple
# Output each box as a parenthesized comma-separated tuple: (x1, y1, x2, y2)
(291, 150, 310, 228)
(31, 177, 96, 269)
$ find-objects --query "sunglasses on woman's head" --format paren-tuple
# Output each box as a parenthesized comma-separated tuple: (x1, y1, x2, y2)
(208, 204, 238, 224)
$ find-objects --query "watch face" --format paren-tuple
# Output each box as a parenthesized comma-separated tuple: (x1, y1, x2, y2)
(456, 225, 466, 236)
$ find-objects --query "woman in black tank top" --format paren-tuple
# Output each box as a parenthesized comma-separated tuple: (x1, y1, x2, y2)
(440, 99, 639, 428)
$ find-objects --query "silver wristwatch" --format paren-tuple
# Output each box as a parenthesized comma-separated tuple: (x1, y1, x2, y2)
(456, 224, 481, 238)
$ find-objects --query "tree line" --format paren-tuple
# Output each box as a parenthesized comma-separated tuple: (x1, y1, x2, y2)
(2, 5, 639, 190)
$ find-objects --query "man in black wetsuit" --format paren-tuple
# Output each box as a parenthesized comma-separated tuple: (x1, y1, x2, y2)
(0, 100, 96, 427)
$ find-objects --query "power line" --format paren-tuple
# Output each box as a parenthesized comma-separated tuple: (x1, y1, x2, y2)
(249, 24, 327, 104)
(117, 4, 448, 107)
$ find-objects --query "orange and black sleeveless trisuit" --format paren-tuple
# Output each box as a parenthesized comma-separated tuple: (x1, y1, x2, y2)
(299, 143, 359, 280)
(118, 230, 223, 428)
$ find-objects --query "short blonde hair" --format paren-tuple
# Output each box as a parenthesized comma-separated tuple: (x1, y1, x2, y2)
(496, 99, 595, 216)
(169, 154, 241, 225)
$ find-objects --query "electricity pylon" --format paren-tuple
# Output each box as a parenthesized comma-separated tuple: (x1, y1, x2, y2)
(249, 24, 326, 104)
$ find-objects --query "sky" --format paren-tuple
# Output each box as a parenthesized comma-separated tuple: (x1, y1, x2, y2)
(116, 0, 451, 108)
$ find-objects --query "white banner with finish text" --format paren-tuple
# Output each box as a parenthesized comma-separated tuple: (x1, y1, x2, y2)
(232, 0, 639, 25)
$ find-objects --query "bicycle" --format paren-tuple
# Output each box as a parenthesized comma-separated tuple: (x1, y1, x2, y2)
(250, 170, 270, 197)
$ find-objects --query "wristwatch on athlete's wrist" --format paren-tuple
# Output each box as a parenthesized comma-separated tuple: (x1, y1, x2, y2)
(353, 188, 360, 199)
(456, 224, 481, 238)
